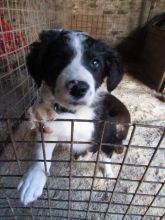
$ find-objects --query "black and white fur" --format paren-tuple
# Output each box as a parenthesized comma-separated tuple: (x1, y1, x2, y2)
(18, 30, 130, 206)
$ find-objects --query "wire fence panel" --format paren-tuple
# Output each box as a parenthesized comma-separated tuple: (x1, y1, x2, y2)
(0, 0, 165, 219)
(0, 118, 164, 219)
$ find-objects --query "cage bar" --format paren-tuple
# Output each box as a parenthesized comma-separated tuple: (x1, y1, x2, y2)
(40, 122, 53, 220)
(103, 124, 137, 220)
(0, 0, 165, 219)
(85, 121, 107, 219)
(67, 120, 74, 220)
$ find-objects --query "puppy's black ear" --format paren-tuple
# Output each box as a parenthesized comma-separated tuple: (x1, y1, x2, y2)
(26, 30, 62, 87)
(26, 41, 43, 87)
(105, 48, 124, 92)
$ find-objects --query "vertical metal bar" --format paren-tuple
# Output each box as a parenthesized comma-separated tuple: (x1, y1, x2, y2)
(68, 120, 74, 220)
(5, 195, 17, 220)
(7, 120, 21, 171)
(85, 121, 107, 220)
(40, 122, 52, 220)
(86, 8, 89, 33)
(141, 182, 165, 220)
(157, 73, 165, 93)
(20, 0, 34, 110)
(160, 213, 165, 220)
(7, 119, 34, 219)
(70, 0, 73, 29)
(138, 0, 148, 27)
(0, 183, 17, 220)
(103, 124, 136, 220)
(122, 129, 165, 220)
(95, 14, 100, 37)
(6, 0, 23, 98)
(146, 0, 158, 22)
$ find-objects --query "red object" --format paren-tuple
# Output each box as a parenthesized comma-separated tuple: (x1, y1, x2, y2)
(0, 10, 27, 72)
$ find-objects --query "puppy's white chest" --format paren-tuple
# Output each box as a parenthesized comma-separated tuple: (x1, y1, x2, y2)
(45, 106, 95, 153)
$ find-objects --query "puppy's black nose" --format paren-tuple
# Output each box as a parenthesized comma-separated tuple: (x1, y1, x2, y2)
(67, 80, 89, 98)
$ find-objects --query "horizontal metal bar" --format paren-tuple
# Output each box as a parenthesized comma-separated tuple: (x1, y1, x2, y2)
(0, 189, 164, 199)
(0, 206, 163, 218)
(0, 200, 164, 209)
(0, 139, 165, 150)
(0, 159, 164, 169)
(41, 175, 163, 183)
(0, 140, 165, 152)
(0, 213, 163, 220)
(0, 175, 164, 184)
(0, 216, 83, 220)
(0, 118, 165, 129)
(0, 179, 164, 189)
(0, 7, 47, 12)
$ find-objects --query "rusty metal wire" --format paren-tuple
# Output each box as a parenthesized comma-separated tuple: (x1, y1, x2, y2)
(0, 118, 164, 219)
(0, 0, 165, 219)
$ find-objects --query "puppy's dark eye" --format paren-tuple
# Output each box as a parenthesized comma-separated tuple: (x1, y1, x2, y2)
(91, 59, 100, 68)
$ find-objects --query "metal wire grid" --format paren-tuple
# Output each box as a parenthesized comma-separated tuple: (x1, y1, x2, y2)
(0, 0, 59, 119)
(0, 118, 164, 219)
(66, 0, 165, 94)
(66, 0, 165, 44)
(0, 1, 165, 219)
(0, 0, 63, 146)
(0, 0, 165, 135)
(1, 0, 165, 118)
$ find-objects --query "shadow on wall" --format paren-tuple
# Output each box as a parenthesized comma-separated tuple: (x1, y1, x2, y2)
(115, 13, 165, 92)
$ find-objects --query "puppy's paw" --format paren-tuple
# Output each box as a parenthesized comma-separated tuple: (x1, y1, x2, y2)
(35, 105, 56, 121)
(32, 104, 56, 121)
(29, 103, 56, 133)
(104, 165, 114, 178)
(105, 169, 114, 178)
(17, 165, 47, 206)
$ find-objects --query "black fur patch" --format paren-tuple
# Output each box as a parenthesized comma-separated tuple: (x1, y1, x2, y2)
(92, 93, 130, 158)
(26, 30, 75, 87)
(82, 37, 124, 91)
(27, 30, 124, 92)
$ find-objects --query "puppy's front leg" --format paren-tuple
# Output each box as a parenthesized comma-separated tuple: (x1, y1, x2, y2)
(18, 142, 56, 206)
(100, 152, 114, 178)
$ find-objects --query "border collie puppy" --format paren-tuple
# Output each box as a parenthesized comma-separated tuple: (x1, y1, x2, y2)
(18, 30, 130, 206)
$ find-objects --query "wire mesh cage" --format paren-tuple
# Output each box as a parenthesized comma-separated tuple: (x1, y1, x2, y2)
(0, 119, 165, 219)
(0, 0, 165, 219)
(0, 0, 165, 118)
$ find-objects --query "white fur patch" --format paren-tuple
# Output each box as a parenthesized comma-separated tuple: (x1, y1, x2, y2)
(18, 105, 95, 206)
(40, 105, 95, 153)
(17, 164, 47, 206)
(55, 33, 95, 108)
(100, 152, 114, 178)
